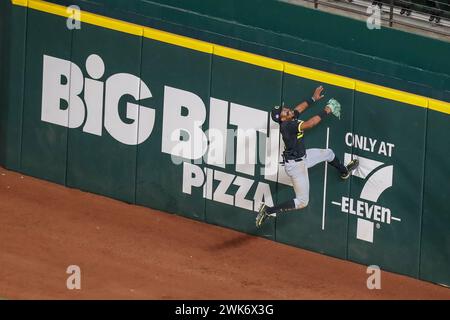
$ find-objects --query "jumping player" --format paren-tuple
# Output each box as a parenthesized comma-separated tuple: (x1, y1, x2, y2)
(256, 86, 358, 228)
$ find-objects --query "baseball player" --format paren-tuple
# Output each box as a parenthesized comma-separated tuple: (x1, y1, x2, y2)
(256, 86, 358, 228)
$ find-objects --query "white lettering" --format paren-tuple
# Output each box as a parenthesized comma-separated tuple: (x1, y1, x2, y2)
(229, 103, 267, 176)
(104, 73, 153, 145)
(42, 55, 155, 145)
(206, 98, 228, 168)
(342, 196, 349, 213)
(368, 137, 377, 153)
(162, 86, 207, 160)
(345, 132, 353, 147)
(253, 182, 274, 211)
(82, 54, 105, 135)
(182, 162, 205, 195)
(213, 170, 235, 206)
(233, 176, 254, 210)
(378, 141, 387, 156)
(336, 197, 394, 225)
(41, 55, 85, 128)
(386, 143, 395, 157)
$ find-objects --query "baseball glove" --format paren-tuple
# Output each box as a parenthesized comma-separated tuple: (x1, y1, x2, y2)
(327, 98, 341, 120)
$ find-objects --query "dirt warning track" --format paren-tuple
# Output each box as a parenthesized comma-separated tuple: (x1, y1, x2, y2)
(0, 167, 449, 299)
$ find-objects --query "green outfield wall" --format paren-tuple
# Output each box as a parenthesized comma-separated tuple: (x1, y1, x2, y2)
(0, 0, 449, 287)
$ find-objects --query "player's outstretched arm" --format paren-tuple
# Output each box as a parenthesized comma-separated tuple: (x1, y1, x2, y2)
(294, 85, 325, 114)
(299, 106, 331, 131)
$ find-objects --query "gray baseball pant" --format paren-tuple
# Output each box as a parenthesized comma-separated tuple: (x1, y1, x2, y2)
(284, 148, 335, 209)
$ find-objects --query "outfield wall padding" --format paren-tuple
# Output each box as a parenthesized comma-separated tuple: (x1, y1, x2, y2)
(66, 23, 143, 203)
(420, 99, 450, 286)
(21, 9, 73, 184)
(0, 1, 27, 171)
(1, 0, 449, 287)
(136, 38, 213, 220)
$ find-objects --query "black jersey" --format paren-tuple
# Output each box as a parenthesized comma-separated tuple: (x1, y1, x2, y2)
(280, 119, 306, 160)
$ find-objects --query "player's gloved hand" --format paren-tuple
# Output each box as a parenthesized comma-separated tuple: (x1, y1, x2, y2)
(327, 98, 341, 119)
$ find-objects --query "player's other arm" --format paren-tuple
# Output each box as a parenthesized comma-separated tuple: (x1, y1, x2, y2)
(299, 106, 331, 131)
(294, 85, 325, 114)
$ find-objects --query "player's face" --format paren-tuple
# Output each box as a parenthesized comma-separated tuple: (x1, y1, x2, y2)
(280, 107, 294, 121)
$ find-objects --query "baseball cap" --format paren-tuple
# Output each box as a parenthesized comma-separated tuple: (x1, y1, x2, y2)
(271, 105, 281, 123)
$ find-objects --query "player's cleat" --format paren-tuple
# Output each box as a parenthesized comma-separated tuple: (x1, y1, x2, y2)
(256, 203, 269, 228)
(341, 159, 359, 180)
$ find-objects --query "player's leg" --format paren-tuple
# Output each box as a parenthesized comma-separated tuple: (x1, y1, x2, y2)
(256, 161, 309, 227)
(305, 148, 358, 179)
(305, 148, 339, 169)
(268, 161, 310, 214)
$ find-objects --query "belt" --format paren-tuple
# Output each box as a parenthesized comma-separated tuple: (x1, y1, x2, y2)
(280, 156, 305, 165)
(286, 158, 304, 163)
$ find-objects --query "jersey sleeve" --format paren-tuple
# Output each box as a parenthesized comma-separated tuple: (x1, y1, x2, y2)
(297, 120, 304, 133)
